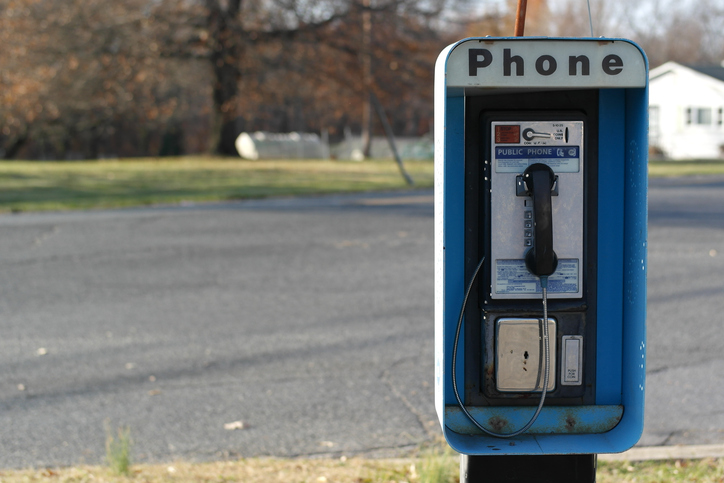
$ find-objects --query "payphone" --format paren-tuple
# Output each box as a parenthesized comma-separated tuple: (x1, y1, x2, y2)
(492, 119, 586, 393)
(434, 38, 648, 456)
(484, 115, 589, 401)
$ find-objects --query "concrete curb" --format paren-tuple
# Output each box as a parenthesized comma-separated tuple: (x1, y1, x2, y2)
(599, 444, 724, 461)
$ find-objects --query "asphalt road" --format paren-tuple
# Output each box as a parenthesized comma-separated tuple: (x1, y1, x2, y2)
(0, 192, 438, 469)
(0, 178, 723, 468)
(643, 176, 724, 446)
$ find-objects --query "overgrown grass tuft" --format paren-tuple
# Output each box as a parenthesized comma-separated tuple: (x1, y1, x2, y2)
(105, 423, 132, 476)
(417, 440, 458, 483)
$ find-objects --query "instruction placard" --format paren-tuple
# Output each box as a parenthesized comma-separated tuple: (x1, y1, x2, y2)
(495, 259, 580, 295)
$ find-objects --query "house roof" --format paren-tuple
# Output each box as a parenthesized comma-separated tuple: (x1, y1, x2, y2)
(649, 62, 724, 89)
(686, 65, 724, 83)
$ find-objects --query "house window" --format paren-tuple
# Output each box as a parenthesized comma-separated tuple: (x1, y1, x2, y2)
(697, 108, 712, 125)
(687, 107, 713, 125)
(718, 108, 723, 126)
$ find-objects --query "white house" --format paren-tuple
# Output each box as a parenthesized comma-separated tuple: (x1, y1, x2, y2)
(649, 61, 724, 159)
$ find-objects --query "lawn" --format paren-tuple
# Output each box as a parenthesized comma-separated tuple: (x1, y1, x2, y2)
(648, 159, 724, 177)
(0, 157, 433, 213)
(0, 157, 722, 214)
(1, 454, 722, 483)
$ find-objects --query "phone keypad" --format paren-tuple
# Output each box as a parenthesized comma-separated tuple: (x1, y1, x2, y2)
(524, 210, 533, 246)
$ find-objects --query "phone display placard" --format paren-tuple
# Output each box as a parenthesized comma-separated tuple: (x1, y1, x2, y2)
(490, 119, 584, 299)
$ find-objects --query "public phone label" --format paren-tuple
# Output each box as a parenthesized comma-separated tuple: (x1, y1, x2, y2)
(495, 146, 580, 173)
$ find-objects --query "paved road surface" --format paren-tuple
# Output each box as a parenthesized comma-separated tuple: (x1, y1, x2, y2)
(0, 192, 437, 468)
(644, 176, 724, 446)
(0, 178, 723, 468)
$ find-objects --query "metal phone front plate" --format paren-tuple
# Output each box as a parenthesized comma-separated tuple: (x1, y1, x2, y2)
(496, 317, 557, 392)
(490, 120, 584, 299)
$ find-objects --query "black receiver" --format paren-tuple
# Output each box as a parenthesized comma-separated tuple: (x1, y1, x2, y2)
(523, 163, 558, 277)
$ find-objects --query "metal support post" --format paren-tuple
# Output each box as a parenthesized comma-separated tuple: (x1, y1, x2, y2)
(460, 454, 597, 482)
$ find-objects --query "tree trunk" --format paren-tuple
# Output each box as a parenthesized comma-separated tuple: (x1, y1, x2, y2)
(361, 92, 373, 157)
(360, 0, 373, 158)
(207, 0, 243, 155)
(4, 131, 28, 159)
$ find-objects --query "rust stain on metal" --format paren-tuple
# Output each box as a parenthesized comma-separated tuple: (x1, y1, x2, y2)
(560, 408, 623, 434)
(445, 404, 624, 436)
(488, 416, 508, 432)
(565, 415, 577, 432)
(597, 409, 625, 433)
(483, 363, 496, 393)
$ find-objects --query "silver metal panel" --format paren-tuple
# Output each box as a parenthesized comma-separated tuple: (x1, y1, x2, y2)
(490, 119, 584, 299)
(496, 317, 557, 392)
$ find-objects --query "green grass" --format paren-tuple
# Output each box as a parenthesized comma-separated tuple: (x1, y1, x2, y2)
(105, 424, 132, 476)
(399, 447, 724, 483)
(649, 159, 724, 177)
(0, 157, 434, 213)
(0, 156, 722, 214)
(1, 454, 723, 482)
(598, 458, 724, 482)
(418, 443, 459, 483)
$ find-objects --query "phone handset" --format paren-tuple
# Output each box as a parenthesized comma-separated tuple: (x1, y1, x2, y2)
(523, 163, 558, 277)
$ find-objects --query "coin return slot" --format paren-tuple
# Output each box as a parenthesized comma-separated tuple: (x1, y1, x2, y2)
(561, 335, 583, 386)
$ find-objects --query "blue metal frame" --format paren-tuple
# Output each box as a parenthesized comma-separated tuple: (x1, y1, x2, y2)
(437, 38, 648, 455)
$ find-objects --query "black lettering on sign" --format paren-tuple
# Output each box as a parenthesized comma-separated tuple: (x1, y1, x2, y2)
(465, 49, 626, 78)
(602, 54, 624, 75)
(535, 55, 557, 76)
(569, 55, 590, 76)
(468, 49, 493, 76)
(504, 49, 524, 77)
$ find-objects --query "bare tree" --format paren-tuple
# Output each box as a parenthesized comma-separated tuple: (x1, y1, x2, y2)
(548, 0, 724, 68)
(150, 0, 464, 154)
(151, 0, 354, 154)
(0, 0, 468, 158)
(0, 0, 205, 159)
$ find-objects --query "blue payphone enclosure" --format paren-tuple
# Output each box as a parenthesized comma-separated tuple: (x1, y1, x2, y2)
(433, 38, 648, 455)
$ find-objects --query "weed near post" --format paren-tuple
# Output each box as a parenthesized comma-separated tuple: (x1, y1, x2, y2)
(105, 422, 132, 476)
(417, 441, 458, 483)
